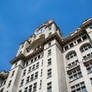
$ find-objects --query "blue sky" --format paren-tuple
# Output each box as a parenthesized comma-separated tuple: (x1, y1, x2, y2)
(0, 0, 92, 71)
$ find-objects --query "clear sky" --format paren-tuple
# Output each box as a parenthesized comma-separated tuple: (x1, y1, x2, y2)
(0, 0, 92, 71)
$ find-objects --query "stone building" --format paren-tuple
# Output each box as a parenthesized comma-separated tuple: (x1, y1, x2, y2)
(0, 18, 92, 92)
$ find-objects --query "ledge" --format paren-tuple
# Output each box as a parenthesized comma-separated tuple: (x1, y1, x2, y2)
(10, 32, 63, 64)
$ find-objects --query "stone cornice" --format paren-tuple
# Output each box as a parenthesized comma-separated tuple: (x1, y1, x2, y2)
(62, 29, 86, 45)
(10, 32, 63, 64)
(80, 18, 92, 29)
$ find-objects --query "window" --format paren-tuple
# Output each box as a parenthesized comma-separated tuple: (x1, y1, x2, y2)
(38, 55, 40, 59)
(32, 64, 35, 70)
(26, 62, 28, 66)
(77, 38, 82, 43)
(29, 85, 32, 92)
(66, 51, 77, 60)
(33, 82, 37, 92)
(71, 82, 87, 92)
(24, 87, 28, 92)
(82, 35, 87, 40)
(40, 69, 43, 77)
(64, 45, 68, 51)
(90, 27, 92, 30)
(47, 69, 52, 78)
(41, 60, 43, 66)
(47, 82, 52, 92)
(90, 78, 92, 84)
(85, 62, 92, 74)
(34, 57, 37, 61)
(36, 62, 39, 69)
(48, 42, 51, 47)
(11, 70, 15, 77)
(48, 58, 52, 66)
(31, 74, 34, 81)
(35, 72, 38, 79)
(26, 76, 30, 83)
(68, 68, 82, 82)
(31, 59, 33, 64)
(80, 43, 92, 52)
(28, 67, 32, 73)
(23, 69, 26, 76)
(19, 90, 22, 92)
(68, 60, 79, 68)
(49, 27, 51, 30)
(39, 80, 42, 89)
(20, 79, 24, 87)
(48, 49, 51, 56)
(69, 43, 74, 48)
(8, 80, 12, 88)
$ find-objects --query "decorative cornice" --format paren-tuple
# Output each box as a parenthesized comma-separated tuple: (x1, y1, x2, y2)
(10, 32, 63, 64)
(62, 29, 86, 45)
(80, 18, 92, 29)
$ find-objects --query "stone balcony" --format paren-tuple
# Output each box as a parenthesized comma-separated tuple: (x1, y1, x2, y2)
(83, 54, 92, 63)
(66, 62, 80, 72)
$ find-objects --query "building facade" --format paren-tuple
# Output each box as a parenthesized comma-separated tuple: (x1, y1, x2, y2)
(0, 18, 92, 92)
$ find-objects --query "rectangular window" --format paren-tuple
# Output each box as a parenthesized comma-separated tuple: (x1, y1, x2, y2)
(36, 62, 39, 69)
(8, 80, 12, 88)
(48, 42, 51, 47)
(77, 38, 82, 43)
(90, 78, 92, 84)
(23, 69, 26, 76)
(31, 74, 34, 81)
(20, 79, 24, 87)
(48, 58, 52, 66)
(47, 82, 52, 92)
(24, 87, 28, 92)
(47, 69, 52, 78)
(68, 68, 82, 82)
(32, 64, 35, 71)
(85, 62, 92, 74)
(26, 76, 30, 83)
(48, 49, 51, 56)
(28, 67, 32, 73)
(40, 69, 43, 77)
(64, 45, 68, 51)
(33, 82, 37, 92)
(29, 85, 32, 92)
(35, 72, 38, 79)
(69, 43, 74, 48)
(26, 62, 28, 66)
(34, 57, 37, 61)
(39, 80, 42, 89)
(11, 70, 15, 77)
(82, 35, 87, 40)
(38, 55, 40, 59)
(31, 59, 33, 64)
(71, 82, 87, 92)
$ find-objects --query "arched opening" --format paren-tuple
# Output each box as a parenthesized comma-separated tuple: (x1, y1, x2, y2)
(66, 51, 77, 60)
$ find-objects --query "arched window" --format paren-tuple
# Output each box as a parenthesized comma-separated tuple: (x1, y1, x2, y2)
(66, 51, 77, 60)
(80, 43, 92, 52)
